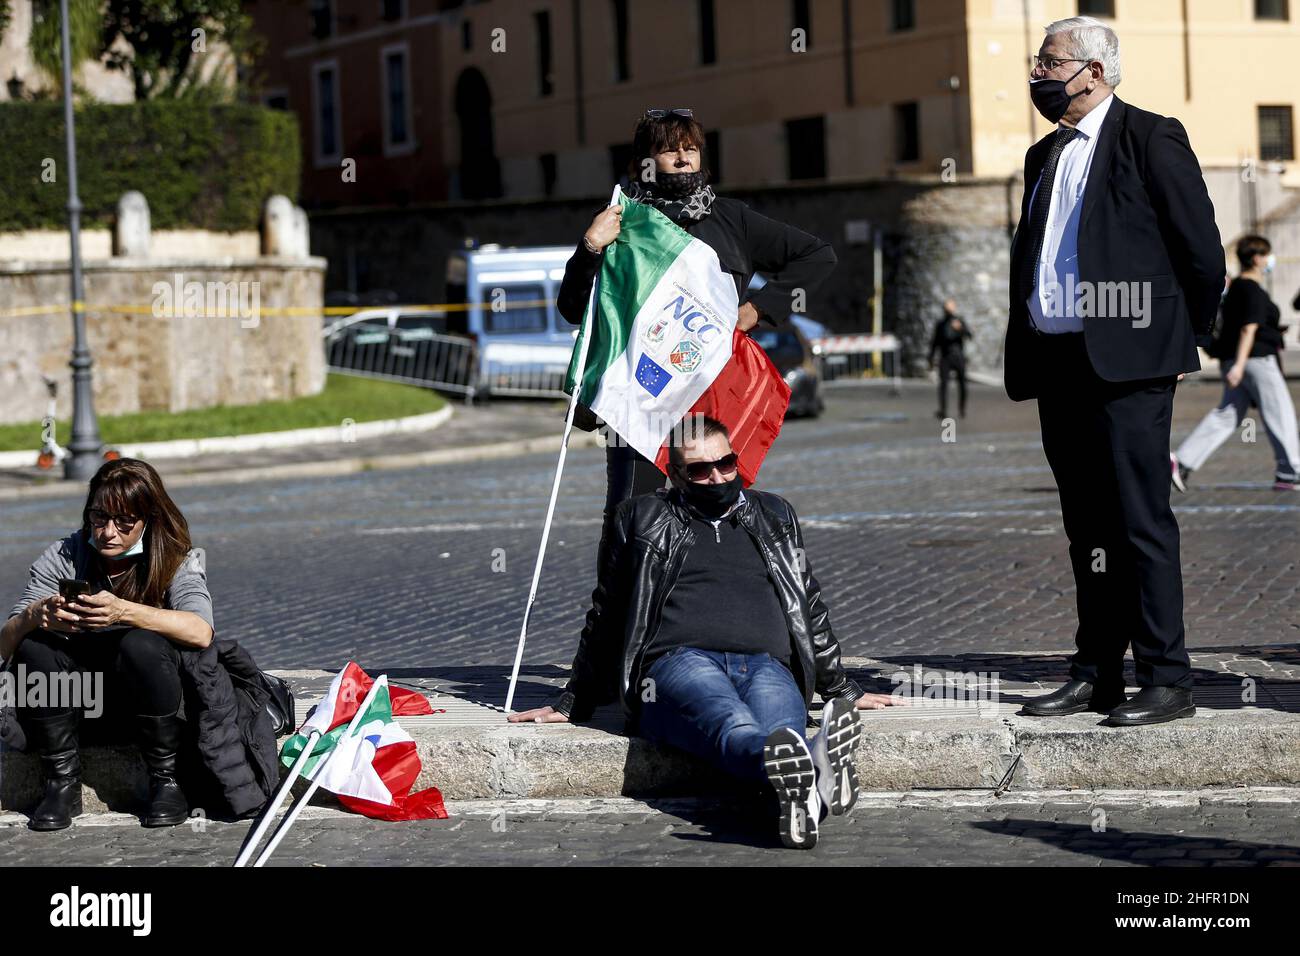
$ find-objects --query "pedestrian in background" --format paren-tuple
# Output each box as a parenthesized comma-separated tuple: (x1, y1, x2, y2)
(1171, 235, 1300, 492)
(928, 299, 972, 418)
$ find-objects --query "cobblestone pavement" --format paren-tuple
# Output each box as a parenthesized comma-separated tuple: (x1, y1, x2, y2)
(1, 379, 1297, 671)
(2, 792, 1298, 867)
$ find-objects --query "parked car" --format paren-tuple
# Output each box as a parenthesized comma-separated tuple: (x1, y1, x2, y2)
(752, 319, 824, 418)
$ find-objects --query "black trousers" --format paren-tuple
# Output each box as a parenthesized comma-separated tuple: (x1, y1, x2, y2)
(1035, 333, 1192, 689)
(938, 354, 967, 416)
(11, 628, 184, 731)
(598, 442, 667, 563)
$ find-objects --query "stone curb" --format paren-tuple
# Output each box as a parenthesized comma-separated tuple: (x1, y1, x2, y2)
(6, 788, 1300, 829)
(0, 405, 453, 471)
(4, 707, 1297, 816)
(0, 428, 604, 502)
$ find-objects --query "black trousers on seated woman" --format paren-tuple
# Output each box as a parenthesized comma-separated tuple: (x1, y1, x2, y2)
(12, 627, 183, 727)
(13, 627, 191, 829)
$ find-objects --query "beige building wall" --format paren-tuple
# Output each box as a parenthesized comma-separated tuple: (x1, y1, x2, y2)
(966, 0, 1300, 183)
(442, 0, 1295, 195)
(0, 0, 135, 102)
(438, 0, 974, 196)
(0, 0, 234, 103)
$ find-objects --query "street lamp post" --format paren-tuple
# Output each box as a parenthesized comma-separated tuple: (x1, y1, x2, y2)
(59, 0, 103, 481)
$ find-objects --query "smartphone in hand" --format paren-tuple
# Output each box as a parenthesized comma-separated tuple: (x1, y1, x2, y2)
(58, 578, 90, 600)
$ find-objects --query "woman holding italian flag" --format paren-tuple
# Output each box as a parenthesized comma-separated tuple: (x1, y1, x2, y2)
(555, 107, 838, 563)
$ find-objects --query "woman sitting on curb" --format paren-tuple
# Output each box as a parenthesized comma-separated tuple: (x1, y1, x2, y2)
(1, 458, 280, 830)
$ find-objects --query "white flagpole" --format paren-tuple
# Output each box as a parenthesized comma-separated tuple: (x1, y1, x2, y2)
(504, 185, 622, 716)
(232, 728, 320, 868)
(252, 675, 390, 868)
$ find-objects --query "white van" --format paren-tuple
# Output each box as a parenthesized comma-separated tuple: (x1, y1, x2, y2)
(445, 244, 579, 398)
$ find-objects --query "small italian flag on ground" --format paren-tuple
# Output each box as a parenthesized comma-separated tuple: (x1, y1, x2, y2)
(279, 662, 447, 821)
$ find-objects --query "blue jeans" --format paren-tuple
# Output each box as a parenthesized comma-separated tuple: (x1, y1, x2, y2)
(636, 648, 808, 782)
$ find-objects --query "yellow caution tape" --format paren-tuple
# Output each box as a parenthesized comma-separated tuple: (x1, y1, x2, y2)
(0, 298, 555, 319)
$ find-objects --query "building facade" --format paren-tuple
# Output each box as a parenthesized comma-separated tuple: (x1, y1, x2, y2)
(250, 0, 1299, 205)
(254, 0, 1300, 368)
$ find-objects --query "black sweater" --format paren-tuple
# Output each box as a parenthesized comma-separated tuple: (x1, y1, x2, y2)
(646, 511, 792, 666)
(1214, 278, 1284, 360)
(556, 196, 836, 331)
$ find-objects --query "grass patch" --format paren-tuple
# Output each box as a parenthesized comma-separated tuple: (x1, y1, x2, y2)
(0, 374, 445, 451)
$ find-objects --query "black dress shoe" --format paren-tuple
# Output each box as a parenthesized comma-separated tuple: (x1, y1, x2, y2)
(1103, 686, 1195, 726)
(1021, 679, 1127, 717)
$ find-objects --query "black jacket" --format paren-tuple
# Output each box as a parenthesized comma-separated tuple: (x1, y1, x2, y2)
(554, 487, 864, 723)
(929, 315, 972, 364)
(557, 195, 837, 332)
(176, 638, 281, 818)
(1005, 97, 1226, 401)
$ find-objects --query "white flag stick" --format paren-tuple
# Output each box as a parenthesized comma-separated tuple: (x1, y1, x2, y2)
(252, 675, 390, 868)
(504, 185, 622, 716)
(232, 727, 320, 868)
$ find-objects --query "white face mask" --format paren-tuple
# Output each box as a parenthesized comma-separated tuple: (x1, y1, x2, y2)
(96, 524, 146, 558)
(1265, 254, 1277, 274)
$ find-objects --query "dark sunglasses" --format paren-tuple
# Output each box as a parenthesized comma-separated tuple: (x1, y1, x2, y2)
(644, 108, 694, 119)
(677, 452, 738, 482)
(88, 508, 142, 531)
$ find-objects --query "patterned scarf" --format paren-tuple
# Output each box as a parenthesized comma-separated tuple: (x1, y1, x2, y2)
(625, 169, 716, 223)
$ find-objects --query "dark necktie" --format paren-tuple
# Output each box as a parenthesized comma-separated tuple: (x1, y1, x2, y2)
(1018, 126, 1079, 321)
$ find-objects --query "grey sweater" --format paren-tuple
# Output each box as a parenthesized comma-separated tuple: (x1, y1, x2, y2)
(7, 531, 215, 638)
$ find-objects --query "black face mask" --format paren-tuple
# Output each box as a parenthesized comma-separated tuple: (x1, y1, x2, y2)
(677, 475, 743, 520)
(651, 168, 707, 198)
(1029, 61, 1091, 124)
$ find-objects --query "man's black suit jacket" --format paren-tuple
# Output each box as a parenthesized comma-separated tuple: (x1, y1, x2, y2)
(1004, 96, 1226, 401)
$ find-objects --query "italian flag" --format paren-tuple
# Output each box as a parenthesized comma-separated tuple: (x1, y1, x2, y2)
(566, 187, 789, 482)
(279, 663, 447, 821)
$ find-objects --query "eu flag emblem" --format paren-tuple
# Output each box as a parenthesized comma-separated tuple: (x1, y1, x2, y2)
(635, 353, 672, 397)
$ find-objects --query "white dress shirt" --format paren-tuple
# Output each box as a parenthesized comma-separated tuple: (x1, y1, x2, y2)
(1026, 93, 1116, 334)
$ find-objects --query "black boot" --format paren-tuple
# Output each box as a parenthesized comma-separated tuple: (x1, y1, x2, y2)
(135, 714, 189, 827)
(24, 710, 83, 831)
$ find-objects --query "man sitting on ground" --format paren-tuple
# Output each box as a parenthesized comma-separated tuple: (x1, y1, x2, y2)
(510, 415, 901, 849)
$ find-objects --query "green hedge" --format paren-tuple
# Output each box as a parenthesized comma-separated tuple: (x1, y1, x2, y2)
(0, 101, 300, 231)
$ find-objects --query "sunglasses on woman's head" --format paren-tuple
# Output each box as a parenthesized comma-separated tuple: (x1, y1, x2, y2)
(644, 108, 694, 119)
(678, 452, 739, 482)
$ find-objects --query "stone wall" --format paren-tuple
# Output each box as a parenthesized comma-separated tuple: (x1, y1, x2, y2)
(0, 230, 262, 262)
(0, 257, 326, 425)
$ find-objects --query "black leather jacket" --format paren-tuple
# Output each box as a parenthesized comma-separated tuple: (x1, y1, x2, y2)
(554, 486, 864, 723)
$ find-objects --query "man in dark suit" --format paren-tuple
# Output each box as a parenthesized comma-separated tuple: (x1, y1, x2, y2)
(1005, 17, 1225, 725)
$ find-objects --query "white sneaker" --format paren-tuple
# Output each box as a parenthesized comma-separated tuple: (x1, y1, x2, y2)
(762, 727, 820, 849)
(1170, 453, 1189, 493)
(812, 697, 863, 815)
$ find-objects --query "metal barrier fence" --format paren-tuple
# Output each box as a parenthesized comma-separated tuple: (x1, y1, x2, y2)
(323, 320, 480, 399)
(812, 334, 903, 391)
(476, 340, 575, 399)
